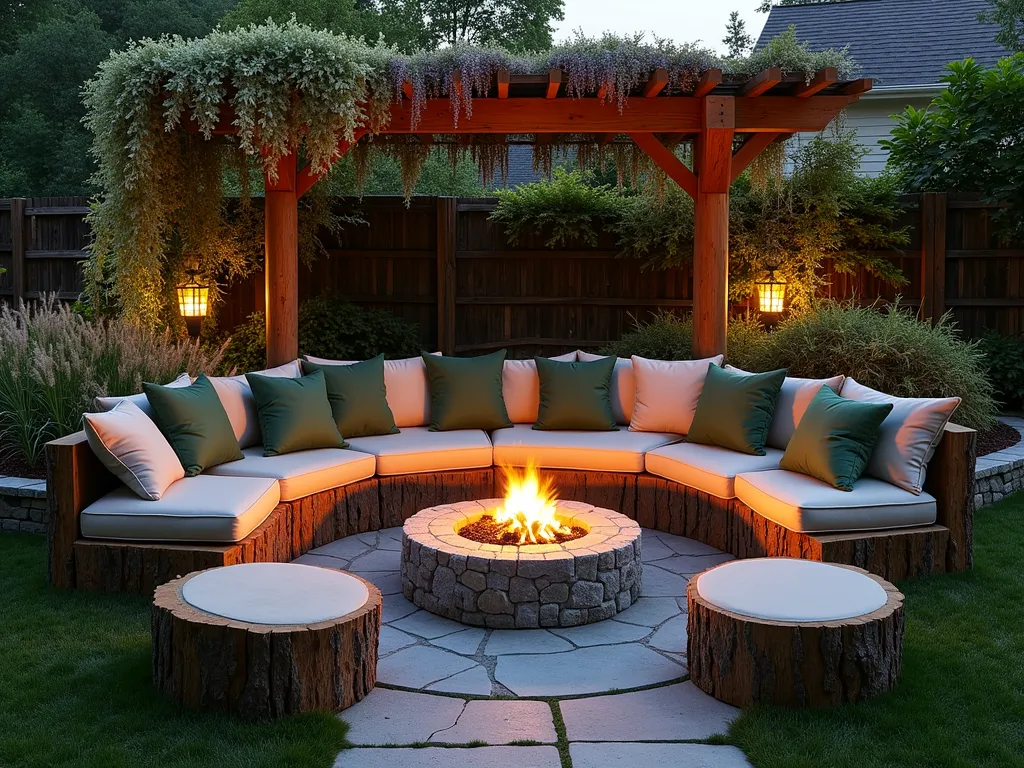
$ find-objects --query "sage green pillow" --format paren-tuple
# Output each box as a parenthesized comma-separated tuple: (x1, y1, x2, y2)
(423, 351, 511, 431)
(687, 364, 787, 456)
(245, 369, 347, 456)
(535, 356, 617, 431)
(301, 357, 398, 438)
(143, 374, 243, 477)
(780, 386, 893, 491)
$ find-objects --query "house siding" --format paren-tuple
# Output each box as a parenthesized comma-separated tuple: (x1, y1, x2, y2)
(792, 95, 934, 177)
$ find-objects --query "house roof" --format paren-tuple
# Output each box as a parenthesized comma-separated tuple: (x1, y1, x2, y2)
(756, 0, 1008, 89)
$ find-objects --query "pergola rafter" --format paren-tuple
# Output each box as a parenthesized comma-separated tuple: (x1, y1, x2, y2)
(191, 67, 871, 365)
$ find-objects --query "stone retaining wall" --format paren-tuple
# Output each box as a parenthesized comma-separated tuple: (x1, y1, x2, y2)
(974, 417, 1024, 508)
(0, 478, 48, 535)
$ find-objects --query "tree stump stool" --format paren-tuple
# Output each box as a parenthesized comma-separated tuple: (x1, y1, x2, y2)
(687, 558, 904, 708)
(153, 562, 381, 720)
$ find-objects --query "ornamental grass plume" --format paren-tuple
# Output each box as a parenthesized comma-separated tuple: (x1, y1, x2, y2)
(0, 298, 226, 469)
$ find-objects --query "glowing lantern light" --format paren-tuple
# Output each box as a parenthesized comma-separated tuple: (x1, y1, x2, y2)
(755, 269, 787, 314)
(176, 271, 209, 337)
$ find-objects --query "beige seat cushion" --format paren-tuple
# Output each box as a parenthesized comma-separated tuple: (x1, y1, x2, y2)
(210, 362, 301, 449)
(735, 469, 937, 534)
(503, 352, 577, 424)
(304, 354, 439, 428)
(577, 351, 635, 425)
(83, 401, 185, 501)
(645, 442, 784, 499)
(80, 475, 280, 543)
(491, 424, 680, 473)
(840, 378, 961, 495)
(205, 447, 375, 502)
(94, 372, 191, 419)
(345, 427, 492, 475)
(628, 355, 724, 435)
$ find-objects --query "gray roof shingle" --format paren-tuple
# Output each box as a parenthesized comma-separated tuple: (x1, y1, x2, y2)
(756, 0, 1008, 88)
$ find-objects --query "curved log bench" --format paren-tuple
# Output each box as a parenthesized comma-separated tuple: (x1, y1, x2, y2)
(46, 423, 976, 596)
(687, 560, 904, 707)
(152, 564, 381, 720)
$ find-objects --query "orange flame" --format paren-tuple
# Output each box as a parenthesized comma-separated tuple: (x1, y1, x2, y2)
(494, 463, 571, 545)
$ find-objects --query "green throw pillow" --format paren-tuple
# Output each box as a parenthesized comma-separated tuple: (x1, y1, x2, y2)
(780, 386, 894, 491)
(422, 351, 511, 431)
(301, 357, 398, 438)
(245, 369, 347, 456)
(143, 374, 243, 476)
(535, 356, 617, 431)
(687, 364, 787, 455)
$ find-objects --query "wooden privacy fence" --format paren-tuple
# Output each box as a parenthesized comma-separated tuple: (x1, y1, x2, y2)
(4, 193, 1024, 347)
(0, 198, 90, 306)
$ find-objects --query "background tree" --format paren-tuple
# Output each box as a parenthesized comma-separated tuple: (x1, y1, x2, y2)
(723, 11, 753, 57)
(979, 0, 1024, 52)
(418, 0, 564, 51)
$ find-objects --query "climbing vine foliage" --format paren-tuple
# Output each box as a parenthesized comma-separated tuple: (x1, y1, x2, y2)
(84, 20, 855, 327)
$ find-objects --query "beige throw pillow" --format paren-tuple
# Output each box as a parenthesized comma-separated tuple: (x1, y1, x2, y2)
(94, 372, 191, 418)
(209, 360, 300, 449)
(577, 351, 635, 425)
(726, 365, 845, 450)
(840, 378, 961, 495)
(628, 355, 724, 435)
(502, 352, 577, 424)
(83, 400, 185, 501)
(303, 353, 440, 428)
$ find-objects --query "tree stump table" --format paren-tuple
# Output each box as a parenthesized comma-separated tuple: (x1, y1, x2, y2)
(687, 558, 904, 708)
(153, 562, 381, 720)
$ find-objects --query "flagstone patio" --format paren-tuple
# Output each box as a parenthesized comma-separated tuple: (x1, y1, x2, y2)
(294, 527, 750, 767)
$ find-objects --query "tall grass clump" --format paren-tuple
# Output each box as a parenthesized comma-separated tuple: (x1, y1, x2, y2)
(747, 301, 996, 430)
(601, 312, 767, 365)
(0, 299, 226, 469)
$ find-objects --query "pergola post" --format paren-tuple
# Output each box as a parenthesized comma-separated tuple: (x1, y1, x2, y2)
(692, 97, 735, 359)
(264, 152, 300, 367)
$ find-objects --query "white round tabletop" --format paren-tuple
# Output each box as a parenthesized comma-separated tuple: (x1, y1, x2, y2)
(695, 558, 887, 622)
(182, 562, 369, 625)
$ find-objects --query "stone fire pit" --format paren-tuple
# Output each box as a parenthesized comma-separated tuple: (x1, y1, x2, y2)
(401, 499, 642, 629)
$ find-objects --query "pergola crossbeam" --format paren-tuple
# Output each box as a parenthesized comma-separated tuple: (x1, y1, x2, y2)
(740, 68, 783, 97)
(794, 68, 838, 98)
(642, 68, 669, 98)
(497, 69, 510, 98)
(692, 69, 722, 98)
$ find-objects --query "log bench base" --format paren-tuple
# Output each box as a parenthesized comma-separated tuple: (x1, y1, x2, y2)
(687, 560, 905, 708)
(152, 565, 381, 720)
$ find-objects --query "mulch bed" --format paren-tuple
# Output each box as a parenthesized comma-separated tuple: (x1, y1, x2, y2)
(459, 515, 587, 546)
(977, 420, 1021, 457)
(0, 453, 47, 480)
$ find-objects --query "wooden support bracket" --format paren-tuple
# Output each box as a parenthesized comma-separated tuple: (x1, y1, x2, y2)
(295, 128, 367, 198)
(730, 132, 784, 182)
(627, 132, 697, 199)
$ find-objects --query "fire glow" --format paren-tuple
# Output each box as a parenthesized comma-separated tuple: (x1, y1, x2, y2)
(494, 463, 573, 545)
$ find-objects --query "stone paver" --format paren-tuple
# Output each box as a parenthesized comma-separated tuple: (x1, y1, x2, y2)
(426, 665, 493, 695)
(378, 626, 418, 656)
(485, 629, 574, 655)
(432, 628, 486, 654)
(430, 700, 557, 744)
(495, 645, 685, 697)
(570, 743, 753, 768)
(391, 610, 467, 639)
(647, 614, 688, 653)
(560, 682, 739, 741)
(381, 595, 419, 623)
(550, 620, 651, 647)
(335, 746, 562, 767)
(639, 565, 691, 597)
(656, 553, 734, 576)
(342, 688, 465, 745)
(377, 645, 479, 689)
(614, 597, 683, 627)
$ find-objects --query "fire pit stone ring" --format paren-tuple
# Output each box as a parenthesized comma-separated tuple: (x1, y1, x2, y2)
(401, 499, 642, 629)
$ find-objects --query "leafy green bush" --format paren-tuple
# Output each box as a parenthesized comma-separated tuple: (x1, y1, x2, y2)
(977, 330, 1024, 411)
(489, 169, 622, 247)
(601, 312, 766, 366)
(884, 56, 1024, 238)
(0, 299, 225, 469)
(600, 302, 996, 430)
(745, 302, 996, 430)
(222, 298, 422, 373)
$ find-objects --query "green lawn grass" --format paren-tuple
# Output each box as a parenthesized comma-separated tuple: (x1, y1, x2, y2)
(0, 534, 348, 768)
(729, 495, 1024, 768)
(3, 498, 1024, 767)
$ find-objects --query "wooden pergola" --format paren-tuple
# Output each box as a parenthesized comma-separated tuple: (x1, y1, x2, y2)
(203, 66, 871, 366)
